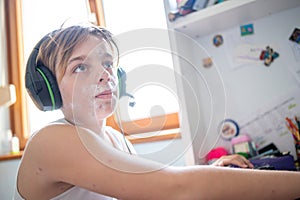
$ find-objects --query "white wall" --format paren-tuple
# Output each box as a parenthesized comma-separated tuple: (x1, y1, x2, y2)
(0, 159, 20, 199)
(186, 6, 300, 163)
(134, 138, 186, 166)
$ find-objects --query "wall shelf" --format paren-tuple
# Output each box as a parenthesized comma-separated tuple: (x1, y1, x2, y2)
(0, 151, 23, 161)
(168, 0, 300, 38)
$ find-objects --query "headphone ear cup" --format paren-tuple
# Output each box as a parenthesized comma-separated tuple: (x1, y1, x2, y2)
(25, 30, 63, 111)
(117, 67, 135, 107)
(36, 65, 62, 111)
(26, 63, 62, 111)
(117, 67, 126, 98)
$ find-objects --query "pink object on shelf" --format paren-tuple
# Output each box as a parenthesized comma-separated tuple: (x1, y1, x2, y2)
(206, 147, 228, 163)
(231, 134, 251, 145)
(231, 134, 257, 158)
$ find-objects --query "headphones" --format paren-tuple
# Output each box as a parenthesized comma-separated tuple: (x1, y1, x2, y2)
(117, 67, 136, 107)
(25, 31, 135, 111)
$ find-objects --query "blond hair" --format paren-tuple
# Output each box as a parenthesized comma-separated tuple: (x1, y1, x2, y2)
(37, 24, 119, 82)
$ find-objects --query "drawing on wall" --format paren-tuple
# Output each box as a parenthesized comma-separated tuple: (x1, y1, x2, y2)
(238, 87, 300, 159)
(202, 57, 213, 68)
(218, 119, 240, 140)
(289, 28, 300, 44)
(231, 44, 280, 69)
(287, 28, 300, 84)
(259, 46, 279, 67)
(240, 23, 254, 36)
(212, 34, 223, 47)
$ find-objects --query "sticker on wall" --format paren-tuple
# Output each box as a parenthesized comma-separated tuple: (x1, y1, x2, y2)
(218, 119, 240, 140)
(289, 28, 300, 44)
(212, 34, 223, 47)
(202, 57, 213, 68)
(259, 46, 279, 66)
(240, 23, 254, 36)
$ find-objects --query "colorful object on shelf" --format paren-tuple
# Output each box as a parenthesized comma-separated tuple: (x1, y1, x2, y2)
(202, 57, 213, 68)
(231, 134, 257, 158)
(289, 28, 300, 44)
(168, 0, 210, 22)
(212, 34, 223, 47)
(206, 147, 228, 164)
(259, 46, 279, 66)
(218, 119, 239, 140)
(237, 152, 249, 159)
(285, 116, 300, 161)
(240, 23, 254, 36)
(168, 0, 196, 22)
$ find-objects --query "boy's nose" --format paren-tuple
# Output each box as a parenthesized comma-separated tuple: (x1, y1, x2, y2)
(99, 70, 111, 84)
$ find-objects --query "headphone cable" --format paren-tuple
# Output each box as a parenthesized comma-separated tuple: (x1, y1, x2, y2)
(114, 105, 132, 155)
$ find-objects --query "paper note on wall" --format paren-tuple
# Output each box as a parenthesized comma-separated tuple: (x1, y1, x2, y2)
(233, 44, 263, 65)
(287, 42, 300, 85)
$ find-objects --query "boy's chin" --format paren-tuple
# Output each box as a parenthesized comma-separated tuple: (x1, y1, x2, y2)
(96, 105, 117, 119)
(96, 111, 114, 121)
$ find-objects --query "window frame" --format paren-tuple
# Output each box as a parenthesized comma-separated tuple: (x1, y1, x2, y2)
(5, 0, 28, 150)
(0, 0, 26, 161)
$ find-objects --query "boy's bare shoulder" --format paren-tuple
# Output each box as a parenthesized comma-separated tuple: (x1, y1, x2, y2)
(26, 123, 89, 156)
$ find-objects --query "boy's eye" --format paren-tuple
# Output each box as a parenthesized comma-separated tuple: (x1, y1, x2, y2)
(103, 62, 113, 69)
(74, 64, 87, 73)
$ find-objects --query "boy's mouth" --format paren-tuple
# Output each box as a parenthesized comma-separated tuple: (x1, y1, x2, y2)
(95, 90, 113, 99)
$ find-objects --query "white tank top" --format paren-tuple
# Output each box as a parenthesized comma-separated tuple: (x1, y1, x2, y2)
(14, 186, 115, 200)
(14, 118, 136, 200)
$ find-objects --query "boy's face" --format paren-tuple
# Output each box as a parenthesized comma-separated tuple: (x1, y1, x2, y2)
(59, 36, 118, 126)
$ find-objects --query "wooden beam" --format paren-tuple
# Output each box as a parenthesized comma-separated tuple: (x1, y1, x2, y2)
(88, 0, 106, 26)
(127, 131, 181, 144)
(5, 0, 29, 149)
(107, 112, 180, 135)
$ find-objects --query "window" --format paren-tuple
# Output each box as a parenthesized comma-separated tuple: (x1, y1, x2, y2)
(0, 0, 9, 133)
(4, 0, 28, 151)
(3, 0, 91, 154)
(0, 0, 11, 156)
(100, 0, 181, 142)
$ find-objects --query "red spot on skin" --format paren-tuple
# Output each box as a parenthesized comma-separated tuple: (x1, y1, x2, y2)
(35, 167, 42, 175)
